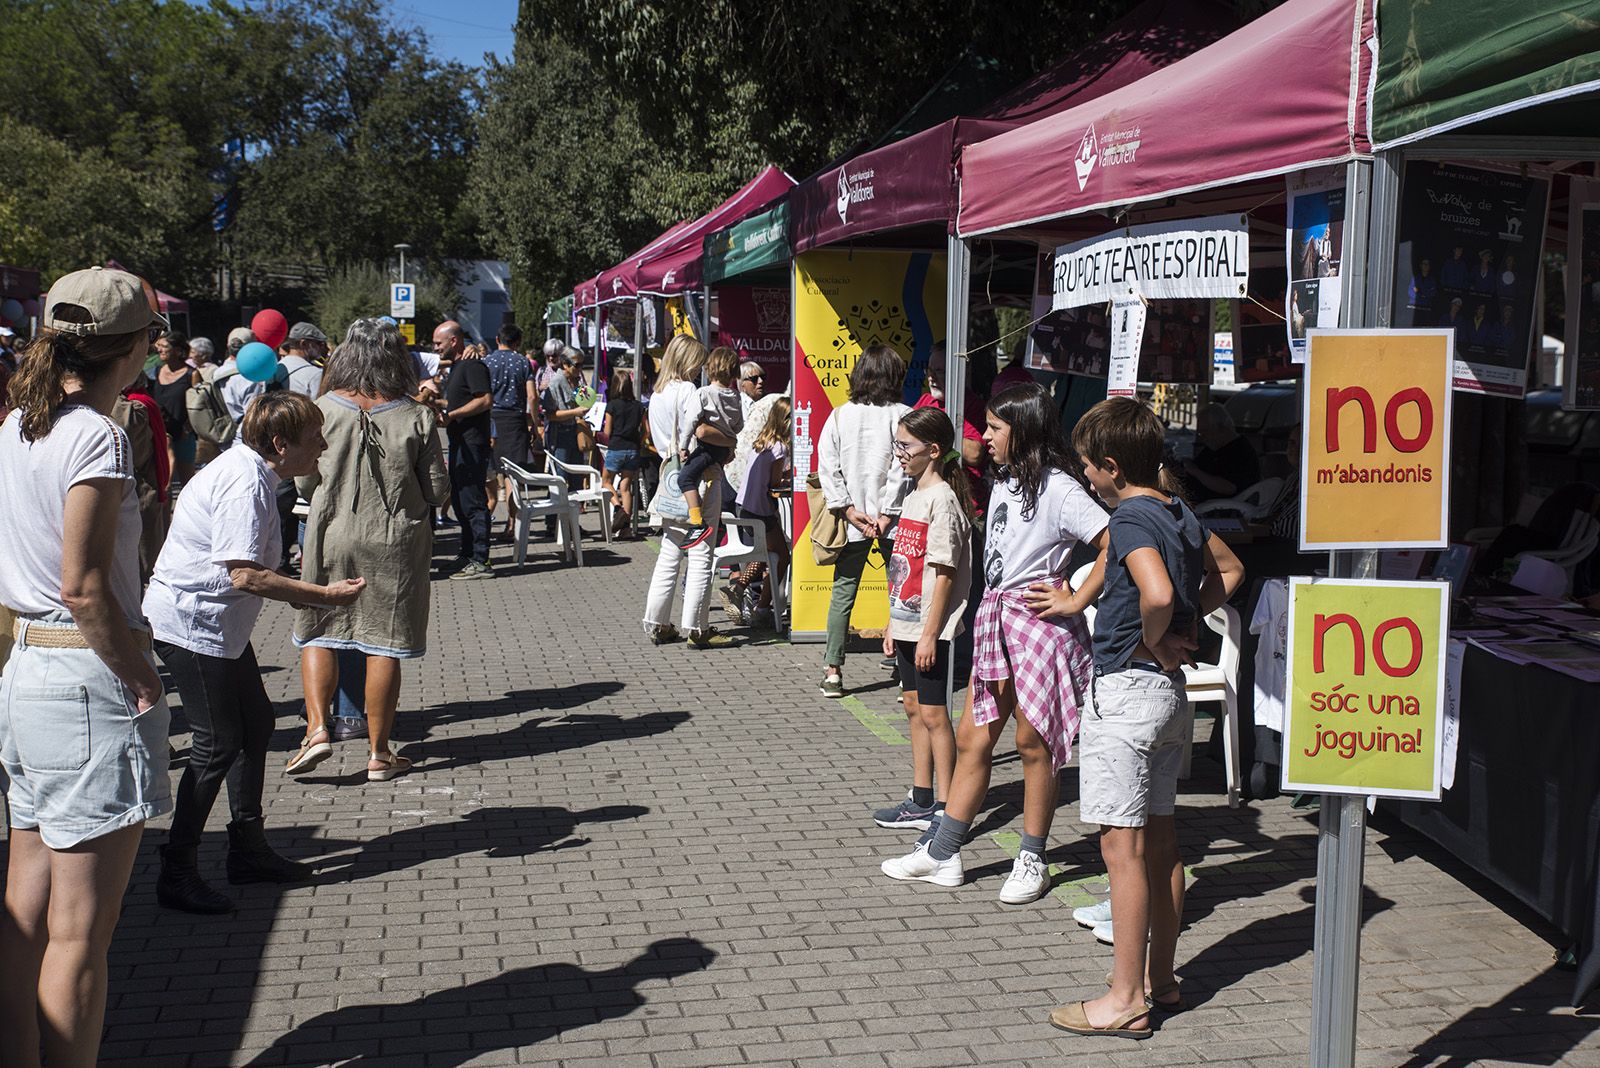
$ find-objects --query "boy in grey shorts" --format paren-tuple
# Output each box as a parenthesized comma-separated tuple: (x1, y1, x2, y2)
(1052, 398, 1244, 1040)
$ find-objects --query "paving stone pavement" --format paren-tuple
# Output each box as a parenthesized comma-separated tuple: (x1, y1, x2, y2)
(6, 523, 1597, 1066)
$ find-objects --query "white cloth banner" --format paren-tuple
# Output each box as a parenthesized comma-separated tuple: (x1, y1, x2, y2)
(1107, 296, 1146, 397)
(1052, 213, 1249, 310)
(1442, 638, 1466, 790)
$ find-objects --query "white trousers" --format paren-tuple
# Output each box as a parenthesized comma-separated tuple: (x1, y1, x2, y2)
(643, 483, 722, 634)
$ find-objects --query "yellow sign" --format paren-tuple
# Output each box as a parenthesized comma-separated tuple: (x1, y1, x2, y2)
(1299, 329, 1453, 550)
(667, 297, 696, 339)
(790, 250, 946, 640)
(397, 321, 416, 345)
(1282, 577, 1449, 799)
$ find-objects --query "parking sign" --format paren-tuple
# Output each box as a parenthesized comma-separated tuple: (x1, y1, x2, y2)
(390, 283, 415, 318)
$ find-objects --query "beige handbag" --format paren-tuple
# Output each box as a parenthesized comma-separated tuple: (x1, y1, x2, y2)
(805, 473, 850, 566)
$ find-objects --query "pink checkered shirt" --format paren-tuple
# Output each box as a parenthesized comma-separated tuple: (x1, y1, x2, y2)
(970, 582, 1094, 771)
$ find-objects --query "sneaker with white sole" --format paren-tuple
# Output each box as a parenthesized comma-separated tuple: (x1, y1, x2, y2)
(1073, 898, 1113, 928)
(1093, 918, 1115, 945)
(998, 850, 1049, 904)
(872, 796, 937, 830)
(819, 672, 844, 698)
(880, 842, 964, 887)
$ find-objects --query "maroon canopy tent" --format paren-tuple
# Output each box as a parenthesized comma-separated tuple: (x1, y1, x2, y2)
(637, 166, 796, 297)
(595, 166, 794, 305)
(956, 0, 1374, 239)
(788, 0, 1238, 253)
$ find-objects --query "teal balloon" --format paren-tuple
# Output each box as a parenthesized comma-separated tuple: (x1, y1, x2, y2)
(237, 341, 279, 383)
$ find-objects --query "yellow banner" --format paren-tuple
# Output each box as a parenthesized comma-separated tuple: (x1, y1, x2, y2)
(397, 322, 416, 345)
(1300, 329, 1453, 549)
(1282, 577, 1449, 799)
(791, 250, 947, 640)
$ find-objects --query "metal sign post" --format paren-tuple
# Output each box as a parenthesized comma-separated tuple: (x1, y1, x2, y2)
(1304, 152, 1401, 1068)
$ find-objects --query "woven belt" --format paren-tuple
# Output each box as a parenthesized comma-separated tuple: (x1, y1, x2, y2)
(13, 620, 152, 652)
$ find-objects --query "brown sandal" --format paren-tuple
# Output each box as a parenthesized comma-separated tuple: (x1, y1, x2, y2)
(1104, 971, 1185, 1013)
(285, 726, 332, 775)
(1049, 1000, 1152, 1039)
(367, 751, 413, 782)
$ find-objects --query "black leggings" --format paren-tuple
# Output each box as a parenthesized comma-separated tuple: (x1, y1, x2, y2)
(157, 641, 275, 848)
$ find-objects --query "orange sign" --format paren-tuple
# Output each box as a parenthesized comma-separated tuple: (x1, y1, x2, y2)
(1299, 330, 1453, 550)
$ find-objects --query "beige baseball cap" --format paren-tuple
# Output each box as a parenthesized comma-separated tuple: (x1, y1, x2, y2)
(44, 266, 168, 337)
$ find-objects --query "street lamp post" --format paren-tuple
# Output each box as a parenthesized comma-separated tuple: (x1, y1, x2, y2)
(394, 243, 412, 286)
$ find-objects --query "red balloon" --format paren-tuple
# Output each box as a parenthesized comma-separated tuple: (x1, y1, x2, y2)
(250, 308, 288, 349)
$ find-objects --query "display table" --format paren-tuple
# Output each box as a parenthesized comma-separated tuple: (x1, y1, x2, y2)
(1396, 645, 1600, 1005)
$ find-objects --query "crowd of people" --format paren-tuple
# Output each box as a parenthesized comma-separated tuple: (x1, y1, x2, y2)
(641, 335, 1248, 1038)
(0, 266, 1256, 1061)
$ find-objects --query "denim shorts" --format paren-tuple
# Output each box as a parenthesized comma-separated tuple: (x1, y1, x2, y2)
(0, 629, 172, 848)
(1079, 665, 1188, 828)
(605, 448, 640, 473)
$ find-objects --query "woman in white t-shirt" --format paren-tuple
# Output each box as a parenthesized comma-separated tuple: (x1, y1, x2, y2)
(816, 345, 910, 696)
(881, 383, 1109, 905)
(642, 336, 735, 647)
(143, 392, 364, 914)
(0, 267, 171, 1066)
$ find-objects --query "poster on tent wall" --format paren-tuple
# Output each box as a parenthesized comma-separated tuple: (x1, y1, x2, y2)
(1565, 178, 1600, 410)
(791, 249, 947, 642)
(1106, 296, 1147, 397)
(1285, 169, 1345, 363)
(1392, 161, 1549, 398)
(1138, 298, 1210, 383)
(717, 285, 792, 394)
(1026, 255, 1110, 377)
(1234, 266, 1299, 382)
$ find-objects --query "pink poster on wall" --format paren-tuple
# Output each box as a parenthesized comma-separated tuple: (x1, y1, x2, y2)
(715, 285, 791, 394)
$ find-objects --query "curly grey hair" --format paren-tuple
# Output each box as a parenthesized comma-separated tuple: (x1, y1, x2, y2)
(319, 317, 420, 400)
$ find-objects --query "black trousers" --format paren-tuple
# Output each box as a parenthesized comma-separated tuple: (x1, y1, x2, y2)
(450, 438, 491, 564)
(157, 641, 274, 849)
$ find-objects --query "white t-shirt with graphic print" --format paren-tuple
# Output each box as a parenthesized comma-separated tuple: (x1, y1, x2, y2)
(981, 467, 1109, 591)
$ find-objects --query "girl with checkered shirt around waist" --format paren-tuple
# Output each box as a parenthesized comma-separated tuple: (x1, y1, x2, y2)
(881, 382, 1108, 905)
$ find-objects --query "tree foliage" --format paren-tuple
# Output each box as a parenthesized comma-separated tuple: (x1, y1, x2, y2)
(0, 0, 480, 299)
(311, 263, 462, 345)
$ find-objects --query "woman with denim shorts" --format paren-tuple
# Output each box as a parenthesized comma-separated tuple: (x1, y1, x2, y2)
(0, 267, 173, 1066)
(602, 367, 643, 537)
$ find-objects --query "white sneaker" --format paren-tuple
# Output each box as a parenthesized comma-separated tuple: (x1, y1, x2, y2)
(1073, 898, 1113, 928)
(1093, 918, 1115, 945)
(880, 842, 964, 887)
(998, 850, 1049, 904)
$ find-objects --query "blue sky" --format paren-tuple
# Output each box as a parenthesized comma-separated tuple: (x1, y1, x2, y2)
(391, 0, 517, 68)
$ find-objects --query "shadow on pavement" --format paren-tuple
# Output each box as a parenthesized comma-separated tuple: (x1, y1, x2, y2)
(1393, 967, 1600, 1067)
(409, 681, 630, 733)
(385, 709, 691, 776)
(238, 937, 718, 1066)
(93, 803, 653, 1063)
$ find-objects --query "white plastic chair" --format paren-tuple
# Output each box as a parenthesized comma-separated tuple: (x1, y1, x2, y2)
(545, 451, 613, 544)
(502, 460, 583, 567)
(715, 511, 789, 627)
(1512, 511, 1599, 593)
(1180, 604, 1243, 807)
(1069, 561, 1097, 634)
(1194, 477, 1285, 522)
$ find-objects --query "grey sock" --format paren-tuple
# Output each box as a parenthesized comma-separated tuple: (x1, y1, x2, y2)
(928, 814, 970, 861)
(1020, 832, 1046, 857)
(917, 813, 941, 847)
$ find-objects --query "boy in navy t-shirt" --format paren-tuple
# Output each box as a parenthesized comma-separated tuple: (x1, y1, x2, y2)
(1052, 397, 1245, 1041)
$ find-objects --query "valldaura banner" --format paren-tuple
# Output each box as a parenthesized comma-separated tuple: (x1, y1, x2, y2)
(1052, 213, 1249, 310)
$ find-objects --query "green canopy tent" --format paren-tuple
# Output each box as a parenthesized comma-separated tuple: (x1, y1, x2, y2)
(543, 294, 573, 341)
(702, 200, 795, 392)
(1370, 0, 1600, 149)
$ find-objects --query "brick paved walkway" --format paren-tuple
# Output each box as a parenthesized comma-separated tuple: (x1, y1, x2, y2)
(6, 528, 1596, 1066)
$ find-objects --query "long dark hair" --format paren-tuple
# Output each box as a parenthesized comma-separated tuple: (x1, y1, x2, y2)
(987, 382, 1074, 521)
(898, 405, 974, 524)
(11, 317, 144, 442)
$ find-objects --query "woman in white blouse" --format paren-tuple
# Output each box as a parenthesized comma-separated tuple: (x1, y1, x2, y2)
(817, 345, 909, 697)
(641, 336, 736, 647)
